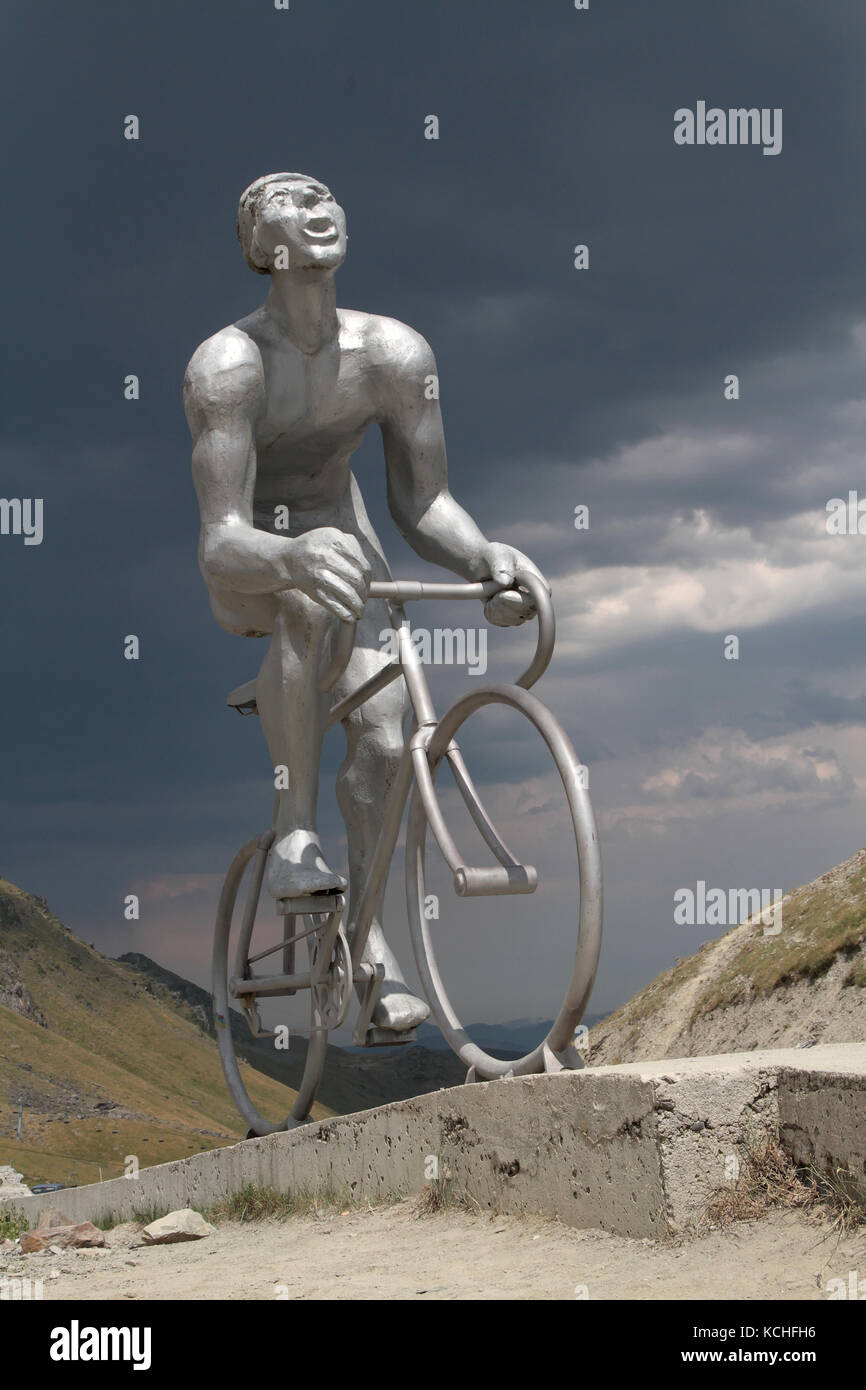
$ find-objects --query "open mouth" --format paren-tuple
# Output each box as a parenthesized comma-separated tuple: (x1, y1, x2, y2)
(304, 216, 339, 242)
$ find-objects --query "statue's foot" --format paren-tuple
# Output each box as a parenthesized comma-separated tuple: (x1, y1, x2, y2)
(353, 920, 429, 1034)
(371, 982, 430, 1032)
(266, 829, 346, 899)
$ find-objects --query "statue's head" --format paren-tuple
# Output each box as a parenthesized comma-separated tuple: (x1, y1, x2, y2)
(237, 172, 347, 275)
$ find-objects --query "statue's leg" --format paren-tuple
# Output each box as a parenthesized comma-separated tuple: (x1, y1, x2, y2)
(256, 589, 346, 899)
(335, 600, 430, 1033)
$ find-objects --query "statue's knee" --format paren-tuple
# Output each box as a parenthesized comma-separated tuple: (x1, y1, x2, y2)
(342, 722, 403, 783)
(364, 725, 404, 770)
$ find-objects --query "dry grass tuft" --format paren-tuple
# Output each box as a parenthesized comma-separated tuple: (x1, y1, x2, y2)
(413, 1177, 452, 1216)
(206, 1183, 361, 1223)
(706, 1139, 812, 1225)
(412, 1173, 482, 1218)
(705, 1138, 865, 1236)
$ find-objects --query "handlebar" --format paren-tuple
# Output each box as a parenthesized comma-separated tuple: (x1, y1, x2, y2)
(318, 569, 555, 694)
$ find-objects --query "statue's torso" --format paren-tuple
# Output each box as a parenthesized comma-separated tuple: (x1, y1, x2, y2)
(235, 307, 379, 534)
(195, 305, 410, 635)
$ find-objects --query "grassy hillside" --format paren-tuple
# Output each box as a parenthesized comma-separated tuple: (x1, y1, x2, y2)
(588, 847, 866, 1066)
(0, 880, 330, 1187)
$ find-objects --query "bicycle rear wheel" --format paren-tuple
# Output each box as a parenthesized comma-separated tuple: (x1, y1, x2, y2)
(405, 683, 602, 1080)
(212, 834, 351, 1135)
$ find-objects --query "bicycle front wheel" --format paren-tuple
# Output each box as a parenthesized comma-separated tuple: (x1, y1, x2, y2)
(405, 683, 602, 1080)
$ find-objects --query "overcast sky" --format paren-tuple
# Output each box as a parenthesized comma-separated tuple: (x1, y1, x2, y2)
(2, 0, 865, 1035)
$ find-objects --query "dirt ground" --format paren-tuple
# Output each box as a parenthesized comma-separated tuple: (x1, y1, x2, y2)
(6, 1202, 865, 1301)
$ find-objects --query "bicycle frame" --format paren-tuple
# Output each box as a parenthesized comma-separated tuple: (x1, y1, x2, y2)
(319, 572, 555, 980)
(214, 567, 600, 1123)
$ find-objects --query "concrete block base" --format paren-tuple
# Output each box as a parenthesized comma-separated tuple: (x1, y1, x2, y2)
(6, 1044, 865, 1240)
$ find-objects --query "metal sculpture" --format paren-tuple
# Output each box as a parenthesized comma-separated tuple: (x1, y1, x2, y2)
(185, 173, 603, 1131)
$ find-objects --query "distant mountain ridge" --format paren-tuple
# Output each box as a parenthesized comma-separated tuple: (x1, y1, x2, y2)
(116, 952, 466, 1113)
(117, 953, 607, 1081)
(416, 1015, 609, 1055)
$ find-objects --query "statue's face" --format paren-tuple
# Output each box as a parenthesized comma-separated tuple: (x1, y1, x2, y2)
(254, 178, 347, 272)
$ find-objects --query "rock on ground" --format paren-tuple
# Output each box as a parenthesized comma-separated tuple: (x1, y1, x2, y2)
(20, 1222, 105, 1253)
(142, 1209, 216, 1244)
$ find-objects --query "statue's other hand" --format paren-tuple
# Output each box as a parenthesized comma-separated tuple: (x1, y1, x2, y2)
(287, 528, 371, 622)
(483, 588, 535, 627)
(478, 542, 549, 628)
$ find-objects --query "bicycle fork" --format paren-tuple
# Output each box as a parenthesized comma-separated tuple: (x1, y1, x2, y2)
(346, 607, 539, 1043)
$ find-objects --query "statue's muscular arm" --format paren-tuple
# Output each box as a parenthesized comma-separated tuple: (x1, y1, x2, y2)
(184, 328, 370, 622)
(371, 319, 547, 611)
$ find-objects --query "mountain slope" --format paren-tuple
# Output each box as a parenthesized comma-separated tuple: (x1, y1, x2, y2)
(0, 880, 330, 1187)
(117, 952, 466, 1112)
(416, 1015, 608, 1054)
(588, 847, 866, 1066)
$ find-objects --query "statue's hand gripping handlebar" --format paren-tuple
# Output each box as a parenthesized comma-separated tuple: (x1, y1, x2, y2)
(317, 568, 555, 695)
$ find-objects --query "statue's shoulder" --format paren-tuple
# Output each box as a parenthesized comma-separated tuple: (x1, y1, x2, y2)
(341, 310, 435, 378)
(184, 324, 265, 412)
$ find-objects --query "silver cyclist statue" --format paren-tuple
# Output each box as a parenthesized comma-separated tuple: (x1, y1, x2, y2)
(185, 173, 602, 1131)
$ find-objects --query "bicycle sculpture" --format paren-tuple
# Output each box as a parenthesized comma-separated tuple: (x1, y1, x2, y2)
(184, 172, 603, 1134)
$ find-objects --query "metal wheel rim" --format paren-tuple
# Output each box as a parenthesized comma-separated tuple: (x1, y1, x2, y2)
(405, 683, 603, 1080)
(212, 837, 328, 1135)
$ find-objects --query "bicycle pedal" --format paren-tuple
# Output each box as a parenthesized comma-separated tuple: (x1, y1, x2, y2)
(275, 893, 344, 916)
(454, 864, 537, 896)
(242, 1004, 275, 1039)
(363, 1026, 419, 1048)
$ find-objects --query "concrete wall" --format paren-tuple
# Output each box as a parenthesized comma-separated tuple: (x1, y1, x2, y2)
(4, 1044, 864, 1240)
(779, 1061, 866, 1205)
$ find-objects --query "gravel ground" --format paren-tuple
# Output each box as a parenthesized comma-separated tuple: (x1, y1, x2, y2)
(3, 1201, 864, 1301)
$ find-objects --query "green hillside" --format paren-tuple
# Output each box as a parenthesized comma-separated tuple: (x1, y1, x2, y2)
(0, 879, 330, 1188)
